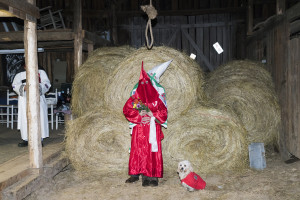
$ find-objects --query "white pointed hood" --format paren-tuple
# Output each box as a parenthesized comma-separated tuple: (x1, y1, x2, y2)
(147, 60, 172, 83)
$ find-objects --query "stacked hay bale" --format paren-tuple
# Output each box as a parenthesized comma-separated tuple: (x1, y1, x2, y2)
(67, 46, 260, 176)
(65, 110, 130, 175)
(163, 103, 248, 174)
(204, 60, 281, 146)
(104, 46, 205, 121)
(71, 46, 136, 117)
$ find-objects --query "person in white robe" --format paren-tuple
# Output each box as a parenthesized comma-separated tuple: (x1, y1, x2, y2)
(12, 63, 51, 147)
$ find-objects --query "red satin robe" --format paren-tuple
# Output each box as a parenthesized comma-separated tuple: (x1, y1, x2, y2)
(123, 97, 168, 178)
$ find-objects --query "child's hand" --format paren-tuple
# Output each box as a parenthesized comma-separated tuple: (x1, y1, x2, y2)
(141, 116, 150, 124)
(147, 111, 153, 117)
(139, 110, 147, 116)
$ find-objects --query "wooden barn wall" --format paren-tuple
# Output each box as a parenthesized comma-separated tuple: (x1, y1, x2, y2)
(246, 4, 300, 159)
(36, 51, 87, 92)
(37, 51, 74, 84)
(119, 14, 246, 71)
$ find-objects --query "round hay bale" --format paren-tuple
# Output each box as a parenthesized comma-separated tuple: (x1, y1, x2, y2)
(71, 46, 136, 117)
(104, 46, 205, 121)
(163, 104, 248, 174)
(204, 60, 281, 145)
(65, 110, 131, 175)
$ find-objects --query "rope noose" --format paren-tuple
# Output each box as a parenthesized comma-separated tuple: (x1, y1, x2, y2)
(141, 0, 157, 50)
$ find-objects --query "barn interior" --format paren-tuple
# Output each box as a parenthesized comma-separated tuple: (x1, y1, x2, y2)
(0, 0, 300, 199)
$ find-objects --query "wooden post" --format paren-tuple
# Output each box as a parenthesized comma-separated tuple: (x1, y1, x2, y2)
(47, 52, 52, 82)
(276, 0, 285, 15)
(87, 43, 94, 54)
(0, 56, 3, 85)
(247, 0, 253, 35)
(74, 0, 82, 74)
(25, 0, 43, 169)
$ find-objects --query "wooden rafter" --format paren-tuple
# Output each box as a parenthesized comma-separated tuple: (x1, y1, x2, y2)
(0, 0, 40, 21)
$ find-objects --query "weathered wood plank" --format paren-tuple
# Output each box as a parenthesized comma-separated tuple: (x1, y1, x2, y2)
(247, 0, 253, 35)
(276, 0, 285, 14)
(120, 21, 243, 30)
(182, 28, 214, 71)
(286, 1, 300, 21)
(209, 14, 217, 68)
(24, 8, 43, 170)
(0, 0, 40, 19)
(172, 0, 178, 10)
(196, 15, 204, 67)
(173, 16, 182, 50)
(203, 14, 210, 71)
(181, 16, 188, 52)
(287, 37, 300, 158)
(166, 28, 179, 47)
(188, 16, 196, 57)
(161, 16, 170, 46)
(64, 7, 245, 18)
(0, 30, 74, 42)
(216, 14, 224, 66)
(223, 14, 229, 63)
(133, 17, 142, 48)
(73, 0, 82, 74)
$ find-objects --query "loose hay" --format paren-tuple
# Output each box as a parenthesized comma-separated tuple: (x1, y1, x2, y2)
(104, 46, 205, 121)
(163, 103, 248, 174)
(65, 110, 131, 175)
(71, 46, 136, 116)
(204, 60, 281, 146)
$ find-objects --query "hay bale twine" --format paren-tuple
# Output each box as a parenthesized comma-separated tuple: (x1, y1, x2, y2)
(163, 104, 248, 174)
(204, 60, 281, 146)
(65, 110, 131, 175)
(71, 46, 136, 117)
(104, 46, 205, 121)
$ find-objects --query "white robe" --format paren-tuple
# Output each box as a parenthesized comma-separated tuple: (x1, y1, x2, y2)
(12, 69, 51, 141)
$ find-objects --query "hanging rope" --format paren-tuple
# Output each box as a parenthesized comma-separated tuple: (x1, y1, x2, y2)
(141, 0, 157, 49)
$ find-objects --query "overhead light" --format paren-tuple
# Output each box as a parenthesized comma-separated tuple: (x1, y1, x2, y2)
(0, 48, 44, 54)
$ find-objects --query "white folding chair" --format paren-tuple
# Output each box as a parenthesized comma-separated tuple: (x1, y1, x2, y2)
(7, 90, 18, 129)
(45, 89, 58, 130)
(55, 112, 65, 130)
(0, 103, 10, 128)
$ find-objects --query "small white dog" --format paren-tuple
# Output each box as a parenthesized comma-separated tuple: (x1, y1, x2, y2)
(177, 160, 206, 191)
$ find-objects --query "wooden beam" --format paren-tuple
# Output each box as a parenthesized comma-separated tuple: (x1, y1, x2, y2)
(74, 0, 82, 74)
(286, 1, 300, 21)
(24, 0, 42, 169)
(0, 30, 74, 42)
(37, 31, 74, 41)
(0, 0, 40, 20)
(290, 19, 300, 36)
(276, 0, 285, 14)
(63, 7, 246, 17)
(247, 15, 285, 41)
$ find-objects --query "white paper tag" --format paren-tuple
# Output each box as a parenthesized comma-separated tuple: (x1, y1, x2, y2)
(213, 42, 224, 54)
(190, 53, 196, 60)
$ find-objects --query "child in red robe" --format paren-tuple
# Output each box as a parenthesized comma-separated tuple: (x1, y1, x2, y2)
(123, 62, 168, 186)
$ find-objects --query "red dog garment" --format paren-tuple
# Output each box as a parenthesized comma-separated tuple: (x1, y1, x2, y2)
(181, 172, 206, 190)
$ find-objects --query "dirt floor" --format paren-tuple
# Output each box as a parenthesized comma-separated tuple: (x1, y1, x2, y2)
(22, 148, 300, 200)
(1, 124, 299, 200)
